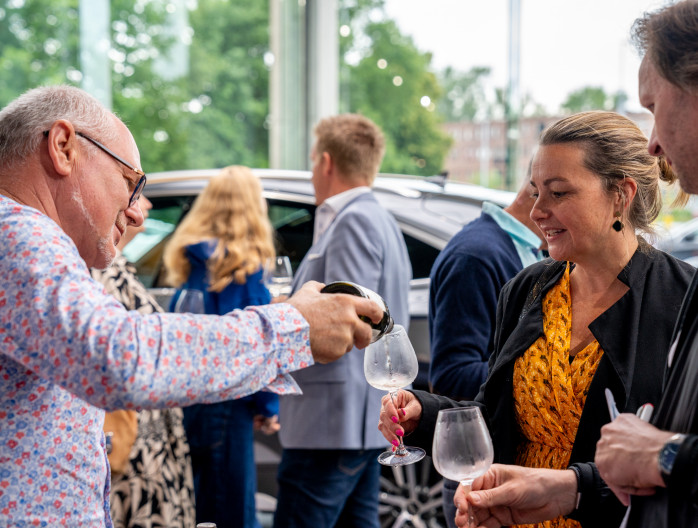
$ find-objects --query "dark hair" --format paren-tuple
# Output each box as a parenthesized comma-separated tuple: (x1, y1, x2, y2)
(539, 111, 678, 235)
(632, 0, 698, 92)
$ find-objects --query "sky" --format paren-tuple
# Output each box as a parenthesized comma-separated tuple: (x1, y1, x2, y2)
(383, 0, 671, 114)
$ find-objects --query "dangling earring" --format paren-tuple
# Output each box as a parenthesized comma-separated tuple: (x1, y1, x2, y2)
(612, 212, 624, 232)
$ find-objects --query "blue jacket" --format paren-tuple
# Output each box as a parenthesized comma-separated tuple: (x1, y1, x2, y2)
(428, 212, 525, 400)
(170, 240, 277, 417)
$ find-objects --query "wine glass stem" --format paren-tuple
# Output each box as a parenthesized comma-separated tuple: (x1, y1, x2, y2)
(389, 390, 409, 456)
(460, 480, 476, 528)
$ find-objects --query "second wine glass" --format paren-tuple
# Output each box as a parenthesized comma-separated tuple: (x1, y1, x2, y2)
(263, 256, 293, 299)
(173, 288, 205, 314)
(364, 324, 426, 466)
(432, 406, 494, 528)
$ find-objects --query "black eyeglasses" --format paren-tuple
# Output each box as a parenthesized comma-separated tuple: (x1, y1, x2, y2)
(43, 130, 147, 207)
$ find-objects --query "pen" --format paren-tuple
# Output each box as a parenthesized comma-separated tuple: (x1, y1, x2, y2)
(605, 388, 619, 421)
(613, 400, 653, 528)
(636, 403, 654, 422)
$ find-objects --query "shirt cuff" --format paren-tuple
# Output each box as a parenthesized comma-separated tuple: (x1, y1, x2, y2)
(249, 303, 313, 396)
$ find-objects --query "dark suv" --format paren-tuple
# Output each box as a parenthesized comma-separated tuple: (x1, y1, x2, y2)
(130, 169, 513, 527)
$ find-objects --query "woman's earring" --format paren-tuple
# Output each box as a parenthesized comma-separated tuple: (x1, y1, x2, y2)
(612, 212, 624, 232)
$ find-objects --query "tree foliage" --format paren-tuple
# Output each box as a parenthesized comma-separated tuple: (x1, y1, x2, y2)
(437, 66, 492, 122)
(185, 0, 270, 169)
(0, 0, 81, 107)
(0, 0, 188, 171)
(560, 85, 628, 114)
(340, 16, 452, 175)
(0, 0, 453, 176)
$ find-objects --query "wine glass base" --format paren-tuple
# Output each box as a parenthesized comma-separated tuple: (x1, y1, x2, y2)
(378, 446, 426, 466)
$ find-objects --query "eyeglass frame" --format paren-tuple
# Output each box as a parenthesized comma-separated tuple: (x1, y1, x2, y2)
(42, 129, 147, 207)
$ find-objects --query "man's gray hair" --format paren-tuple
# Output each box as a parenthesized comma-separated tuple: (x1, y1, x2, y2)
(0, 85, 117, 166)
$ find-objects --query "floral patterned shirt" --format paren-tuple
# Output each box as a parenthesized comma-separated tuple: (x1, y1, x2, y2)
(0, 196, 312, 527)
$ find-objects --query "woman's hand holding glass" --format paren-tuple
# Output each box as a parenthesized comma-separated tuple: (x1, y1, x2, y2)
(365, 324, 425, 466)
(377, 389, 423, 445)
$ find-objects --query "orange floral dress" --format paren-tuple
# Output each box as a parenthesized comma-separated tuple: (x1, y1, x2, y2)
(512, 264, 604, 528)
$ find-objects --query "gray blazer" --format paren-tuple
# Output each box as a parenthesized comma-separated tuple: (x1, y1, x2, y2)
(279, 191, 412, 449)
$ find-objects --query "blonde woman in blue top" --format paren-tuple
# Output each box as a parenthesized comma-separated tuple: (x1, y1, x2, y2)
(163, 166, 277, 528)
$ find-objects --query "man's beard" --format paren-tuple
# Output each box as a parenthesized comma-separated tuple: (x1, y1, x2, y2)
(93, 236, 116, 270)
(71, 191, 119, 270)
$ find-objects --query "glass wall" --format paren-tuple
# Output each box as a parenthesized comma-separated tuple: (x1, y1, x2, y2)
(0, 0, 273, 173)
(0, 0, 456, 178)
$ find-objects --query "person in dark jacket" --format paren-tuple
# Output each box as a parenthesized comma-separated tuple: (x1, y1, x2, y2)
(377, 111, 695, 528)
(595, 2, 698, 526)
(428, 176, 544, 525)
(162, 166, 279, 528)
(421, 4, 698, 528)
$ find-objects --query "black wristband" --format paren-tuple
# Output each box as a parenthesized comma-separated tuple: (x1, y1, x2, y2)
(568, 465, 582, 510)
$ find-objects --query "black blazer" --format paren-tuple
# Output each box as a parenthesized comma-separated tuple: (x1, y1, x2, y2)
(410, 246, 694, 527)
(630, 271, 698, 527)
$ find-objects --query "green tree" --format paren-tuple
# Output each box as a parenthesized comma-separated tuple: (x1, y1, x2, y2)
(0, 0, 81, 107)
(341, 18, 452, 175)
(437, 66, 492, 122)
(0, 0, 453, 176)
(185, 0, 270, 169)
(560, 86, 628, 114)
(0, 0, 186, 172)
(109, 1, 189, 172)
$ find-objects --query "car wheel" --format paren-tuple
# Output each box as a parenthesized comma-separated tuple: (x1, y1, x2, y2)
(378, 456, 446, 527)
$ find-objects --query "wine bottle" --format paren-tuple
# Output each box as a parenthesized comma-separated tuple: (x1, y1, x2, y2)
(320, 281, 394, 342)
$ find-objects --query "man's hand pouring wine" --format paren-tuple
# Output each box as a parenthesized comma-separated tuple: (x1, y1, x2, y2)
(287, 281, 384, 363)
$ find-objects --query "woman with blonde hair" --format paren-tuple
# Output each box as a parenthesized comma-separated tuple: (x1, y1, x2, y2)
(163, 165, 277, 528)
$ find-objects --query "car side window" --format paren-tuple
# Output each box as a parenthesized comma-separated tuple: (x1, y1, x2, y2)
(134, 192, 441, 289)
(267, 199, 316, 272)
(130, 196, 194, 287)
(402, 234, 440, 280)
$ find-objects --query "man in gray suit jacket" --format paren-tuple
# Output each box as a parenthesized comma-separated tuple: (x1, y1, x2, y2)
(273, 114, 412, 528)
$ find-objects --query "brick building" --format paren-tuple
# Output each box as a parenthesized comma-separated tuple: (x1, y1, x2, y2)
(442, 111, 655, 189)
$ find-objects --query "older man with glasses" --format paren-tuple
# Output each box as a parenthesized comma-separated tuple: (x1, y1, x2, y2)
(0, 85, 383, 527)
(44, 129, 147, 207)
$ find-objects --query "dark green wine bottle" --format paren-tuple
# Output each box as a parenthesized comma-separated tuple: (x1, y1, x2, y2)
(320, 281, 394, 342)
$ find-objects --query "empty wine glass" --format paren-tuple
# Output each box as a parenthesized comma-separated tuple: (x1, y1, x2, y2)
(432, 406, 494, 528)
(173, 289, 205, 314)
(364, 324, 426, 466)
(263, 256, 294, 299)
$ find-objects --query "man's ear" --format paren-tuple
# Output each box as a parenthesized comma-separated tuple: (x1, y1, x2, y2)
(321, 151, 333, 178)
(45, 120, 78, 178)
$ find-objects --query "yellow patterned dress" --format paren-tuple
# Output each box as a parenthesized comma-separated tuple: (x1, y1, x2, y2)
(512, 263, 604, 528)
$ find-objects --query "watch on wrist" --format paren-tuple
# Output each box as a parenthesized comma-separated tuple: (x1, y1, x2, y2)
(658, 433, 687, 485)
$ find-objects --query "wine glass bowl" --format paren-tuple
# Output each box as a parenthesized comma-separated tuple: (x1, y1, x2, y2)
(263, 256, 293, 299)
(432, 406, 494, 527)
(173, 289, 205, 314)
(364, 324, 426, 466)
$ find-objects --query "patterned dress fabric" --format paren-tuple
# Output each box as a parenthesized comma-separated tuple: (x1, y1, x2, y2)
(0, 196, 312, 527)
(512, 264, 604, 528)
(91, 256, 196, 528)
